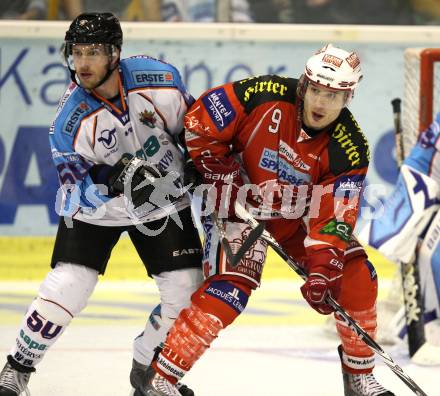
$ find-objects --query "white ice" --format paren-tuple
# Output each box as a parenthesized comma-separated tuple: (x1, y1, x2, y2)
(0, 281, 437, 395)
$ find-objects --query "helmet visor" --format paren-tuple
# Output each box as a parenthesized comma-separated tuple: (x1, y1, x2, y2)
(64, 43, 116, 70)
(304, 82, 350, 111)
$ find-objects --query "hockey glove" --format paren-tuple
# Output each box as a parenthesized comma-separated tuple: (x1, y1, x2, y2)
(194, 156, 243, 218)
(107, 157, 182, 208)
(183, 156, 203, 193)
(300, 249, 344, 315)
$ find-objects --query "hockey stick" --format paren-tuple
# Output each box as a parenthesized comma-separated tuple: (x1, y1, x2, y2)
(392, 98, 405, 167)
(235, 201, 429, 396)
(211, 211, 235, 264)
(391, 98, 427, 358)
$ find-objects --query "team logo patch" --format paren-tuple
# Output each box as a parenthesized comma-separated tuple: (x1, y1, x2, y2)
(139, 110, 157, 128)
(201, 88, 236, 131)
(62, 102, 89, 136)
(319, 219, 352, 242)
(132, 70, 174, 86)
(333, 174, 364, 199)
(97, 127, 117, 149)
(205, 281, 248, 314)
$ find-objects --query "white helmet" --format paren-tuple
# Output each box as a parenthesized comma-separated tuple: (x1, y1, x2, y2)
(304, 44, 363, 93)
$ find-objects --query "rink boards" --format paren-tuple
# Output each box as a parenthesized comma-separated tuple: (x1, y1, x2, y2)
(0, 237, 395, 326)
(0, 237, 396, 280)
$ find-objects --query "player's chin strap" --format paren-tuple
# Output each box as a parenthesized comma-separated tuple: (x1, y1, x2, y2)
(234, 200, 428, 396)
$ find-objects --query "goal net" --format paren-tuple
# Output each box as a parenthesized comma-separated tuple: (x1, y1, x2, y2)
(403, 48, 440, 156)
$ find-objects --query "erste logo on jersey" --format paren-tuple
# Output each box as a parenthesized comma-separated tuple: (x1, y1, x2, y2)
(259, 148, 310, 185)
(201, 88, 236, 131)
(62, 102, 89, 136)
(132, 70, 174, 87)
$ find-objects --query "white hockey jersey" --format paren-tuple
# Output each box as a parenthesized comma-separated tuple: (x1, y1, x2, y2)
(359, 113, 440, 262)
(359, 114, 440, 316)
(49, 56, 194, 226)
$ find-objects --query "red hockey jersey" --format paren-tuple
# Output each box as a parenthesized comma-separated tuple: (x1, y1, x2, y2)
(185, 75, 369, 254)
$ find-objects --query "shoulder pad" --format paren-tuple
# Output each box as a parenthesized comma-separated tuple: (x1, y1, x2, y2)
(328, 108, 370, 175)
(54, 83, 77, 119)
(122, 57, 180, 90)
(54, 90, 94, 138)
(232, 75, 297, 114)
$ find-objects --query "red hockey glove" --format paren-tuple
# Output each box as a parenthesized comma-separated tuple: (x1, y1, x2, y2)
(194, 156, 243, 218)
(300, 249, 344, 315)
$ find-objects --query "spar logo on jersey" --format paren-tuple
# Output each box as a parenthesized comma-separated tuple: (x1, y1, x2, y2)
(98, 128, 118, 149)
(62, 102, 90, 136)
(132, 70, 174, 87)
(258, 148, 310, 186)
(201, 88, 236, 131)
(334, 174, 364, 199)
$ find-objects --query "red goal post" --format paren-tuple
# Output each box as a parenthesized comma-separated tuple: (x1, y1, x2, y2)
(403, 48, 440, 156)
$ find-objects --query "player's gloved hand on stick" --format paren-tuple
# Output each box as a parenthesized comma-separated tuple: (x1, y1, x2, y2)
(300, 249, 344, 315)
(95, 156, 180, 208)
(183, 156, 203, 193)
(194, 156, 243, 218)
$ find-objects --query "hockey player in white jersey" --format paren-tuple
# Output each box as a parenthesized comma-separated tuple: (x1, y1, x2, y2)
(0, 13, 203, 396)
(359, 113, 440, 364)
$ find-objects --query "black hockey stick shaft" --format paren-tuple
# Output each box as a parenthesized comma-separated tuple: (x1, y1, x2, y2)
(211, 211, 265, 268)
(392, 98, 405, 167)
(211, 211, 235, 265)
(235, 202, 428, 396)
(230, 221, 265, 267)
(401, 256, 426, 357)
(391, 98, 427, 357)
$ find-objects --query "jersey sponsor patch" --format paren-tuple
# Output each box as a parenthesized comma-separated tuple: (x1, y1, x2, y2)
(233, 75, 296, 114)
(279, 140, 310, 171)
(319, 219, 353, 242)
(328, 109, 369, 175)
(333, 174, 365, 199)
(204, 281, 248, 314)
(132, 70, 174, 86)
(62, 102, 90, 136)
(201, 87, 236, 131)
(259, 148, 310, 185)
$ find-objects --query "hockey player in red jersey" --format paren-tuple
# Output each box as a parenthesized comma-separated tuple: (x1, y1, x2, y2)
(141, 44, 395, 396)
